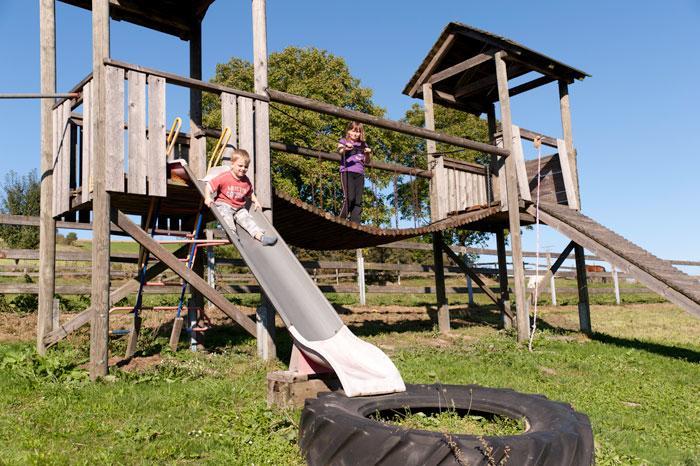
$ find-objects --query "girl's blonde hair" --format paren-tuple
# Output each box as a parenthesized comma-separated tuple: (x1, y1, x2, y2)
(230, 149, 251, 165)
(345, 121, 366, 142)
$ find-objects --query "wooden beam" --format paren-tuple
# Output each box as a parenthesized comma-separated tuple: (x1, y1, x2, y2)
(441, 242, 500, 306)
(559, 80, 580, 208)
(38, 0, 57, 355)
(495, 229, 513, 328)
(428, 52, 494, 84)
(423, 83, 440, 221)
(527, 241, 575, 300)
(111, 209, 257, 336)
(188, 21, 206, 179)
(508, 75, 555, 98)
(267, 89, 508, 157)
(89, 0, 111, 381)
(408, 33, 455, 97)
(495, 51, 529, 343)
(432, 232, 450, 333)
(43, 244, 189, 347)
(575, 244, 592, 333)
(454, 64, 530, 99)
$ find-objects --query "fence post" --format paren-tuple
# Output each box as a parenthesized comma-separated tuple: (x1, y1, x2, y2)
(611, 264, 620, 305)
(467, 274, 474, 306)
(547, 253, 557, 306)
(52, 298, 60, 331)
(356, 249, 366, 305)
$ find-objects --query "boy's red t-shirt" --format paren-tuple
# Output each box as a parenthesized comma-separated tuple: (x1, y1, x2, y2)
(209, 171, 252, 209)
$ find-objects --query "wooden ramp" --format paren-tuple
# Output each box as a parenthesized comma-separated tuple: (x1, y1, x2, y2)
(531, 202, 700, 318)
(272, 191, 502, 250)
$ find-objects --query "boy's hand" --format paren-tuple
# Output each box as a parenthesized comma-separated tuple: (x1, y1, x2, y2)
(253, 200, 262, 211)
(204, 198, 212, 207)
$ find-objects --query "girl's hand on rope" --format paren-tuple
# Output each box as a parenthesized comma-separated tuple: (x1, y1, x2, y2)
(364, 147, 372, 154)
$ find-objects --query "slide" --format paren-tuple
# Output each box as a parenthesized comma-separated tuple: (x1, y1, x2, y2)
(531, 202, 700, 318)
(180, 162, 405, 397)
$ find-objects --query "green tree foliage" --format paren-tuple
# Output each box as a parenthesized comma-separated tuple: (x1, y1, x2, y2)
(0, 170, 40, 248)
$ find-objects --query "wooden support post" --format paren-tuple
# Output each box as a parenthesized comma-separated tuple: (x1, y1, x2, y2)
(574, 244, 592, 333)
(52, 298, 60, 331)
(125, 312, 141, 359)
(547, 253, 557, 306)
(495, 51, 529, 342)
(486, 104, 499, 204)
(423, 83, 446, 221)
(38, 0, 57, 355)
(496, 229, 512, 328)
(356, 249, 366, 306)
(89, 0, 111, 380)
(252, 0, 276, 361)
(189, 21, 206, 178)
(559, 80, 580, 209)
(432, 232, 449, 333)
(467, 274, 474, 306)
(612, 264, 621, 305)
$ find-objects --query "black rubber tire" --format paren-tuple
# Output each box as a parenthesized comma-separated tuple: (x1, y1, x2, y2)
(299, 384, 594, 466)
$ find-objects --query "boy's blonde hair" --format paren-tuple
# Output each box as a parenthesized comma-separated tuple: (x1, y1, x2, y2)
(230, 149, 251, 165)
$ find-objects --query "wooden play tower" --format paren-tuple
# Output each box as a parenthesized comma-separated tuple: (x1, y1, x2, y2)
(37, 3, 700, 379)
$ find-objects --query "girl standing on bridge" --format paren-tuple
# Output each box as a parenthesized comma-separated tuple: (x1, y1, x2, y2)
(337, 121, 372, 223)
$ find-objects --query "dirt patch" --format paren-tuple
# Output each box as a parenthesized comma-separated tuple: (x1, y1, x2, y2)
(0, 312, 38, 343)
(109, 354, 163, 372)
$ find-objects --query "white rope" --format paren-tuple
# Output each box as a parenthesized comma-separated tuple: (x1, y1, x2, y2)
(528, 137, 543, 351)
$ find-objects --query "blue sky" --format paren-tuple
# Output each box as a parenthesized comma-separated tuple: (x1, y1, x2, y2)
(0, 0, 698, 268)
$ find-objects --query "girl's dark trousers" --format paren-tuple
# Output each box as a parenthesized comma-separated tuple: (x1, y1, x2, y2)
(340, 171, 364, 223)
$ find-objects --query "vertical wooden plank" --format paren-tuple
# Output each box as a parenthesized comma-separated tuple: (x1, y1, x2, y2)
(559, 80, 580, 208)
(459, 171, 466, 210)
(81, 81, 92, 203)
(38, 0, 57, 354)
(496, 229, 512, 329)
(447, 169, 456, 213)
(432, 232, 450, 333)
(574, 244, 591, 333)
(423, 82, 441, 220)
(512, 125, 531, 201)
(90, 0, 111, 380)
(466, 274, 474, 306)
(60, 101, 72, 213)
(147, 75, 166, 196)
(495, 51, 529, 342)
(556, 139, 579, 209)
(220, 93, 237, 166)
(105, 66, 124, 192)
(496, 137, 508, 210)
(127, 71, 147, 194)
(238, 96, 255, 182)
(486, 104, 499, 204)
(466, 172, 474, 207)
(189, 21, 206, 179)
(51, 107, 59, 217)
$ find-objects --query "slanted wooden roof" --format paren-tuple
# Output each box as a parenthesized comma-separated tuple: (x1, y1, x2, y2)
(403, 22, 590, 115)
(58, 0, 216, 40)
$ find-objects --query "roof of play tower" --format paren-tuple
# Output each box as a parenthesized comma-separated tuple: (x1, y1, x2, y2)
(403, 22, 590, 115)
(58, 0, 216, 40)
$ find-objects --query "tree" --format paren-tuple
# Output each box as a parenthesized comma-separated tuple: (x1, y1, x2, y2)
(204, 47, 394, 226)
(0, 170, 40, 248)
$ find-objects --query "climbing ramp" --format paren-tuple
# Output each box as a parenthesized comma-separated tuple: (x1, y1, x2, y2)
(182, 162, 405, 397)
(531, 202, 700, 318)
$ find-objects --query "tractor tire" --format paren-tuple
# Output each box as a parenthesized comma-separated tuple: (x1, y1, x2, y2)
(299, 384, 593, 465)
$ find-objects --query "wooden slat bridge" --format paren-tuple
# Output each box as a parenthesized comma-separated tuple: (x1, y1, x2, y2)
(531, 202, 700, 318)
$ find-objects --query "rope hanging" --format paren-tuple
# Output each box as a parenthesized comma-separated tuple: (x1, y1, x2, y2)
(528, 135, 543, 352)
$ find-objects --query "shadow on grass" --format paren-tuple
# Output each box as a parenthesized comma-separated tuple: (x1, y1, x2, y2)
(589, 332, 700, 363)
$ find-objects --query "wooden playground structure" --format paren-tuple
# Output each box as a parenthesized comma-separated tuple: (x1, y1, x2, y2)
(34, 1, 700, 381)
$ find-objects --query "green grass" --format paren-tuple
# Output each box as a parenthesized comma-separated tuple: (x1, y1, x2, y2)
(375, 408, 525, 437)
(0, 304, 698, 465)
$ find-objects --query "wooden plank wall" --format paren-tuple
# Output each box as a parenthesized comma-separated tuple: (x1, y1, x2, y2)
(525, 154, 569, 206)
(444, 167, 487, 213)
(105, 66, 124, 192)
(147, 76, 166, 196)
(81, 81, 93, 204)
(221, 93, 237, 165)
(127, 70, 147, 194)
(238, 96, 255, 180)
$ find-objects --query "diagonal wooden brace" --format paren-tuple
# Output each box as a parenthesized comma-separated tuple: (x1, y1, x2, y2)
(441, 242, 514, 318)
(112, 209, 257, 336)
(528, 240, 575, 302)
(43, 244, 190, 348)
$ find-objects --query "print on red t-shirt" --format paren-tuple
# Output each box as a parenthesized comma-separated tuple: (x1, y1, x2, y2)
(209, 171, 252, 209)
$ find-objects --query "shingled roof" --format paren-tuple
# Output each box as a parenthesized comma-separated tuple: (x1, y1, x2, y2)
(403, 22, 590, 114)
